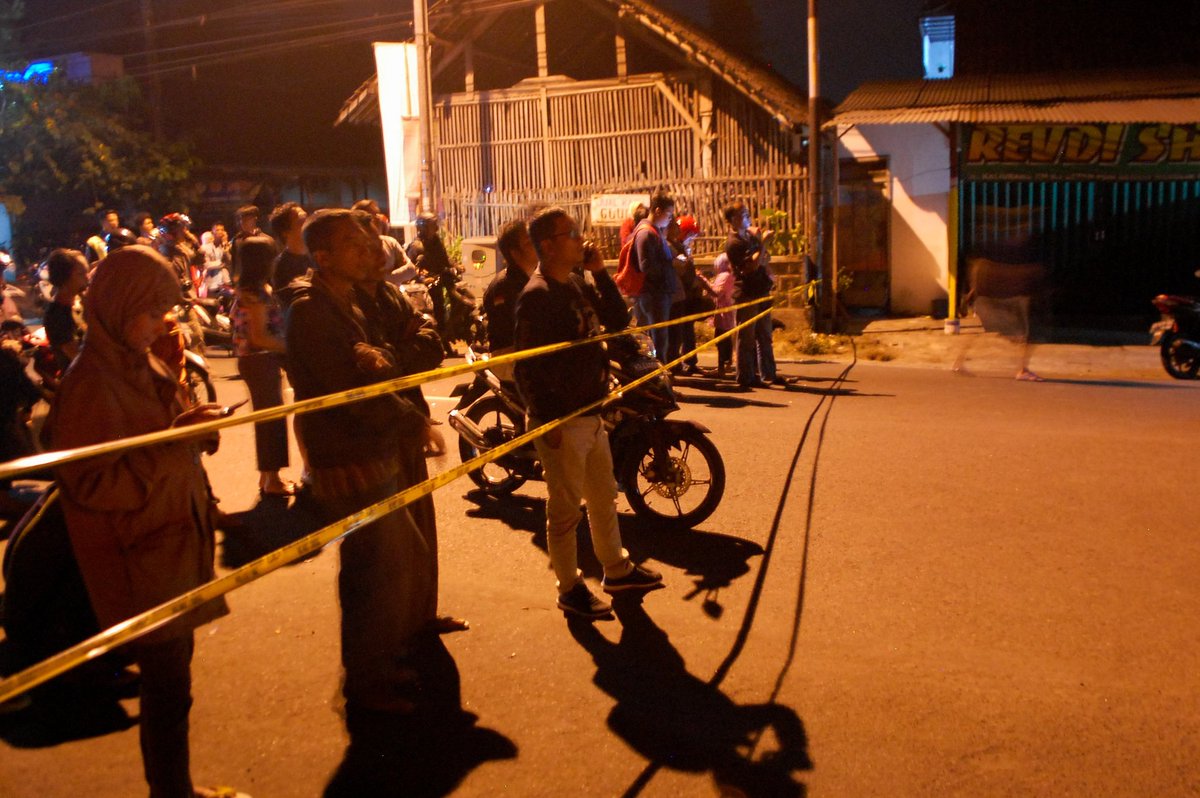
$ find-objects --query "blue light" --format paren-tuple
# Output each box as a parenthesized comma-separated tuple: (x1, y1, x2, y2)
(23, 61, 54, 81)
(1, 60, 55, 85)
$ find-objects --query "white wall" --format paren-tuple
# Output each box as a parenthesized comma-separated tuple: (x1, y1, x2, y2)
(837, 123, 951, 316)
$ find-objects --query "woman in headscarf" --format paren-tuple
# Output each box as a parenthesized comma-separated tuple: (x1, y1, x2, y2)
(44, 245, 239, 798)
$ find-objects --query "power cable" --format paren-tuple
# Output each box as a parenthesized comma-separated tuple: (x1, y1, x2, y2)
(125, 18, 413, 79)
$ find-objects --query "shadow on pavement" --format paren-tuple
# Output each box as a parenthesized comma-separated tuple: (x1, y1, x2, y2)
(617, 517, 763, 620)
(323, 633, 516, 797)
(569, 598, 810, 797)
(1041, 377, 1191, 390)
(463, 490, 764, 613)
(218, 495, 325, 569)
(0, 639, 138, 747)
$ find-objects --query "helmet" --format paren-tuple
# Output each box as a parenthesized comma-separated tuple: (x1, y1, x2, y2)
(104, 227, 139, 251)
(677, 215, 701, 240)
(158, 213, 192, 237)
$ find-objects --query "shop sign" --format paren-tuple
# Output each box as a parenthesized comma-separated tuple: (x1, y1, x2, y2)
(961, 123, 1200, 179)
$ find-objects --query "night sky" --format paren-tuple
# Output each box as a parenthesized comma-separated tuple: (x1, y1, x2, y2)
(22, 0, 922, 171)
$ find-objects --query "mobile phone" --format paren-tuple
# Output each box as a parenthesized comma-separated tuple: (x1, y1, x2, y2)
(219, 399, 249, 417)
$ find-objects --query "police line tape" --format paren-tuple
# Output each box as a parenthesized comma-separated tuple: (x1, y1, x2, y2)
(0, 279, 817, 482)
(0, 298, 785, 704)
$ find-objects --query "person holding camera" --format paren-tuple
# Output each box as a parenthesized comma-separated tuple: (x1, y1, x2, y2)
(514, 207, 664, 620)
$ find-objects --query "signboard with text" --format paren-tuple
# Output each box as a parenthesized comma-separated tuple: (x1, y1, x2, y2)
(960, 123, 1200, 180)
(590, 193, 649, 226)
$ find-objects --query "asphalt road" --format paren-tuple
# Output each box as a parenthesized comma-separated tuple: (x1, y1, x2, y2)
(2, 349, 1199, 796)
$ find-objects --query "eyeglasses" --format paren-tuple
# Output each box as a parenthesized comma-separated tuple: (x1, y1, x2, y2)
(545, 227, 581, 241)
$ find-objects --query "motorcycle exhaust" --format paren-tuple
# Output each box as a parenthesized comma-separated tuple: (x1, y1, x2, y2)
(447, 409, 489, 450)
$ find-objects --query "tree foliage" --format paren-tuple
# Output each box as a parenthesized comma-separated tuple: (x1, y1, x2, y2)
(0, 1, 197, 253)
(0, 75, 196, 211)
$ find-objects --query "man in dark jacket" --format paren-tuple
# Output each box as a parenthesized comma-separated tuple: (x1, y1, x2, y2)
(514, 206, 663, 620)
(482, 218, 538, 354)
(286, 208, 438, 715)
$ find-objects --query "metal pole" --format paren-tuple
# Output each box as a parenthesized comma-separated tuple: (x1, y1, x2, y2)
(806, 0, 823, 325)
(413, 0, 436, 214)
(139, 0, 164, 141)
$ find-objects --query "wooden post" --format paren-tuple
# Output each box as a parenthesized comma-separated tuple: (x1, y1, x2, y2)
(464, 40, 475, 94)
(535, 3, 548, 78)
(414, 0, 437, 214)
(696, 74, 714, 179)
(615, 20, 627, 81)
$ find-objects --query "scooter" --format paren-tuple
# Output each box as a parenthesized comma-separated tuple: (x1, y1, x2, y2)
(1150, 283, 1200, 379)
(448, 335, 725, 529)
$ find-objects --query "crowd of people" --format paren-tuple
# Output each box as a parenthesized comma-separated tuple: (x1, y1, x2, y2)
(0, 189, 788, 796)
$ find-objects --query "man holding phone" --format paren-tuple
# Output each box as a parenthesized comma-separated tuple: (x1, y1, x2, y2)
(514, 206, 664, 620)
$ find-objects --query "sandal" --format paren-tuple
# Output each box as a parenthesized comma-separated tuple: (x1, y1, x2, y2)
(194, 787, 253, 798)
(427, 615, 470, 634)
(1015, 369, 1044, 382)
(259, 481, 296, 498)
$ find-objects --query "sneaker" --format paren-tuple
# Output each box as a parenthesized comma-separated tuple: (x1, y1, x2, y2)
(557, 582, 612, 618)
(602, 562, 664, 594)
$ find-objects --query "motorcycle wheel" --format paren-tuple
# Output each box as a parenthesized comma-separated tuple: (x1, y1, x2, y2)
(184, 361, 217, 405)
(621, 425, 725, 529)
(456, 396, 528, 495)
(1160, 333, 1200, 379)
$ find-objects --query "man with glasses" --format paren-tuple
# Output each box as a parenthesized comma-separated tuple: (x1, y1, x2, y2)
(514, 206, 664, 620)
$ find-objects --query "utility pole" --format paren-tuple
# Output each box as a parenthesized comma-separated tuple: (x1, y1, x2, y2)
(806, 0, 833, 331)
(139, 0, 163, 141)
(413, 0, 437, 214)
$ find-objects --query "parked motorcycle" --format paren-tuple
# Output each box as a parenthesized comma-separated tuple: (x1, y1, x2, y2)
(191, 292, 233, 350)
(1, 319, 62, 394)
(448, 335, 725, 529)
(1150, 290, 1200, 379)
(399, 268, 486, 355)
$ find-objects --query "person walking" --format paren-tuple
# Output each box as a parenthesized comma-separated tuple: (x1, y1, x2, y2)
(45, 245, 244, 798)
(230, 235, 294, 498)
(514, 206, 664, 620)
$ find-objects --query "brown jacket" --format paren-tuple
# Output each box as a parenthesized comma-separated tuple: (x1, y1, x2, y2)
(45, 248, 227, 643)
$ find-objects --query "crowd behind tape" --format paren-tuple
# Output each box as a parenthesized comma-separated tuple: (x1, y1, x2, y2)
(0, 282, 815, 703)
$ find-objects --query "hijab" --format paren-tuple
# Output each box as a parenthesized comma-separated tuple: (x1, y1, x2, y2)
(84, 245, 182, 357)
(79, 245, 183, 409)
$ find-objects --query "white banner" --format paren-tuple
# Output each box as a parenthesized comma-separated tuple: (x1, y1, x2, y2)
(590, 193, 649, 227)
(373, 42, 422, 227)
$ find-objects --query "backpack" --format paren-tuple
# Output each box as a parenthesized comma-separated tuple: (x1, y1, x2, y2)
(615, 221, 656, 298)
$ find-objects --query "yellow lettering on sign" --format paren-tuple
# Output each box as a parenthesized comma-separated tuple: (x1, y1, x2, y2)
(1169, 125, 1200, 162)
(966, 127, 1004, 162)
(1099, 125, 1125, 163)
(1029, 126, 1067, 163)
(1133, 124, 1169, 163)
(1002, 125, 1034, 162)
(1062, 125, 1103, 162)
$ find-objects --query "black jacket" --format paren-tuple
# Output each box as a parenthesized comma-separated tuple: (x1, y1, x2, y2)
(514, 267, 628, 420)
(482, 266, 530, 352)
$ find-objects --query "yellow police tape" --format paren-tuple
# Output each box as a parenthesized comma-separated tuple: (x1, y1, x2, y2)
(0, 280, 816, 482)
(0, 284, 812, 703)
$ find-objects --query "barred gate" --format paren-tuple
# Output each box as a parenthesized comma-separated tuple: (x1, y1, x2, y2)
(960, 178, 1200, 318)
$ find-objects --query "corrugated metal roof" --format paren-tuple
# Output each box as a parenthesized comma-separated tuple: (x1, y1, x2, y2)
(336, 0, 810, 129)
(829, 70, 1200, 126)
